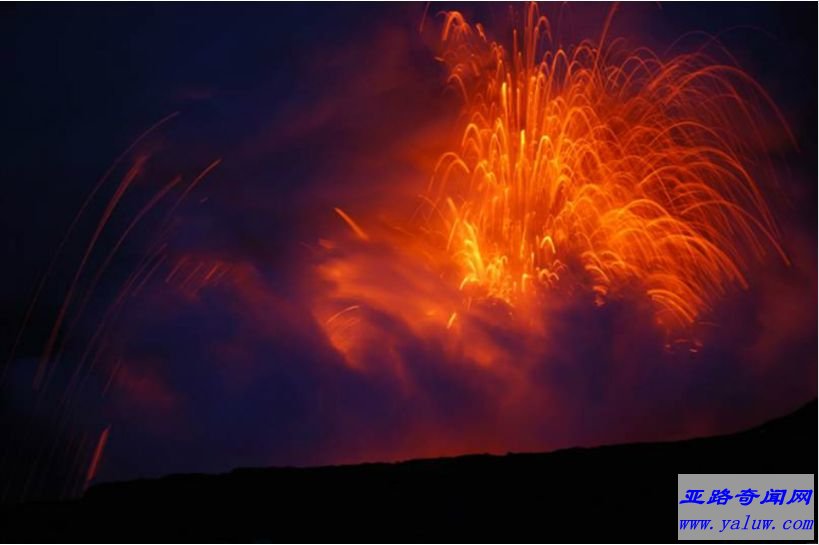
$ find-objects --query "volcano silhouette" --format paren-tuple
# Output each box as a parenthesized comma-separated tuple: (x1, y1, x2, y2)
(2, 400, 815, 543)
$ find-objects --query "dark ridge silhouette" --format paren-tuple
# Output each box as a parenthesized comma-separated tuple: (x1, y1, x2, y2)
(2, 399, 816, 543)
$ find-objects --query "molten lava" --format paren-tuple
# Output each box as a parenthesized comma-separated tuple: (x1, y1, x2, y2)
(426, 5, 789, 330)
(320, 3, 790, 370)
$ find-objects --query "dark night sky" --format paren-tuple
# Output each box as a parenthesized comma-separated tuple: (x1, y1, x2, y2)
(0, 2, 816, 501)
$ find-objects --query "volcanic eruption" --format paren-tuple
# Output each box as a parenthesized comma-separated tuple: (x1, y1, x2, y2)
(318, 3, 792, 372)
(1, 3, 812, 504)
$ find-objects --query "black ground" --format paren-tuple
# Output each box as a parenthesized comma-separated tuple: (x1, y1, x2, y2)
(1, 400, 816, 543)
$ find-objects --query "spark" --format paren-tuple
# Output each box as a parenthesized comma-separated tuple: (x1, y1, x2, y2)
(84, 425, 110, 488)
(334, 207, 370, 241)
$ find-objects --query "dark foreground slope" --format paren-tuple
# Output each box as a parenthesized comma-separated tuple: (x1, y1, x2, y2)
(2, 400, 816, 543)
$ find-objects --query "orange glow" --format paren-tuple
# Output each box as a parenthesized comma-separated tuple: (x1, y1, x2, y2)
(317, 3, 790, 369)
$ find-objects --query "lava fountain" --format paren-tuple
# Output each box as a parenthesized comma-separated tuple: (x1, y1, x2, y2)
(431, 5, 790, 328)
(319, 3, 791, 371)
